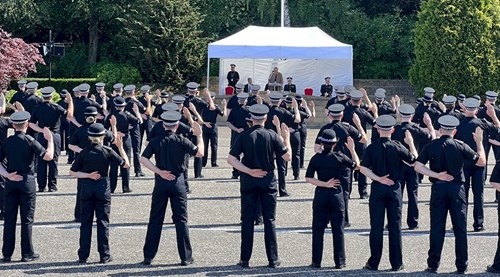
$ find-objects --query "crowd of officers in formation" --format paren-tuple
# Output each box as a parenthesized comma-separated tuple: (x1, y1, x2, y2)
(1, 78, 500, 274)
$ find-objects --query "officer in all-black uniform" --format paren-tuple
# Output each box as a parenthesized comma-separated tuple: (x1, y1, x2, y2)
(320, 77, 333, 97)
(151, 91, 170, 122)
(148, 102, 193, 143)
(106, 83, 123, 114)
(227, 63, 240, 88)
(324, 86, 343, 115)
(56, 89, 71, 157)
(412, 87, 443, 127)
(478, 91, 500, 160)
(455, 98, 499, 232)
(18, 82, 43, 138)
(392, 104, 434, 229)
(227, 104, 291, 268)
(70, 123, 129, 264)
(72, 83, 104, 128)
(343, 90, 377, 199)
(283, 77, 296, 94)
(371, 88, 396, 142)
(227, 93, 250, 179)
(487, 162, 500, 273)
(226, 83, 244, 114)
(140, 111, 204, 266)
(247, 85, 261, 106)
(457, 94, 466, 110)
(8, 80, 27, 111)
(315, 104, 366, 227)
(122, 85, 146, 177)
(66, 86, 81, 164)
(306, 129, 359, 269)
(29, 87, 73, 192)
(415, 115, 486, 274)
(69, 106, 115, 222)
(433, 96, 465, 130)
(296, 95, 313, 169)
(0, 111, 54, 262)
(93, 82, 107, 110)
(283, 96, 306, 180)
(104, 96, 140, 193)
(137, 85, 153, 153)
(265, 92, 300, 196)
(201, 92, 226, 168)
(0, 94, 12, 220)
(360, 115, 417, 272)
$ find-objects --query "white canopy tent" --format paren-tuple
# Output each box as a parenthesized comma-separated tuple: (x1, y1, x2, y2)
(207, 26, 353, 96)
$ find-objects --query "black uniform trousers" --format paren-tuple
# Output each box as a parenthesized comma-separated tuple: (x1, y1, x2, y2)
(60, 119, 69, 152)
(339, 167, 352, 225)
(491, 201, 500, 270)
(367, 182, 403, 269)
(130, 123, 143, 174)
(78, 178, 111, 261)
(143, 174, 192, 261)
(276, 156, 288, 196)
(192, 136, 203, 178)
(312, 187, 345, 267)
(202, 124, 218, 167)
(299, 125, 307, 168)
(36, 133, 61, 191)
(427, 181, 468, 272)
(2, 175, 37, 258)
(139, 116, 153, 147)
(74, 178, 82, 221)
(183, 154, 190, 193)
(290, 130, 301, 178)
(463, 162, 485, 229)
(109, 135, 132, 193)
(240, 172, 279, 263)
(355, 142, 368, 198)
(0, 177, 4, 217)
(230, 131, 242, 178)
(400, 163, 419, 229)
(67, 123, 76, 163)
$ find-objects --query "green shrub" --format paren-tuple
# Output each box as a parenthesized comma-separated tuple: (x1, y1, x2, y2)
(90, 62, 141, 86)
(8, 78, 97, 97)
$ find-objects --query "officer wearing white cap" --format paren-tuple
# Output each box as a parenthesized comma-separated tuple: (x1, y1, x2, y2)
(478, 91, 500, 162)
(104, 96, 139, 193)
(320, 77, 333, 97)
(29, 86, 74, 192)
(56, 89, 71, 158)
(370, 88, 397, 143)
(94, 82, 107, 107)
(227, 83, 245, 114)
(151, 91, 170, 121)
(69, 123, 128, 264)
(282, 96, 308, 180)
(227, 92, 250, 179)
(8, 80, 28, 111)
(147, 105, 193, 147)
(284, 77, 296, 93)
(200, 92, 226, 168)
(265, 92, 300, 197)
(137, 85, 153, 154)
(17, 83, 42, 135)
(228, 104, 291, 268)
(343, 90, 377, 199)
(324, 86, 342, 114)
(413, 87, 442, 128)
(72, 83, 103, 128)
(0, 111, 54, 262)
(184, 83, 208, 178)
(455, 98, 499, 232)
(415, 115, 486, 274)
(391, 104, 435, 229)
(104, 83, 123, 114)
(246, 85, 261, 106)
(360, 115, 417, 272)
(306, 129, 359, 269)
(435, 96, 465, 127)
(140, 111, 204, 266)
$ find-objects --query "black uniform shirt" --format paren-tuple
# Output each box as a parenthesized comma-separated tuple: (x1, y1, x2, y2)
(284, 84, 296, 93)
(417, 135, 479, 183)
(315, 120, 362, 156)
(70, 144, 124, 177)
(227, 105, 250, 129)
(392, 122, 432, 151)
(264, 105, 294, 132)
(413, 102, 442, 127)
(227, 71, 240, 86)
(455, 117, 499, 151)
(0, 131, 46, 175)
(478, 104, 500, 123)
(142, 130, 198, 175)
(152, 103, 165, 119)
(343, 105, 376, 132)
(147, 121, 192, 142)
(320, 84, 333, 96)
(20, 93, 42, 113)
(226, 95, 239, 110)
(490, 162, 500, 183)
(325, 97, 338, 108)
(69, 124, 114, 149)
(9, 91, 25, 105)
(361, 138, 416, 183)
(376, 101, 396, 116)
(201, 105, 223, 124)
(298, 106, 310, 125)
(57, 99, 68, 110)
(247, 95, 259, 107)
(229, 125, 288, 172)
(184, 96, 207, 115)
(0, 118, 12, 144)
(125, 97, 146, 115)
(30, 102, 67, 133)
(74, 97, 102, 125)
(104, 110, 139, 134)
(306, 150, 356, 182)
(433, 109, 465, 129)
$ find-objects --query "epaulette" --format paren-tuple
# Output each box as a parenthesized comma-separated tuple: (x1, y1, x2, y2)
(103, 145, 113, 151)
(25, 134, 35, 142)
(342, 122, 350, 126)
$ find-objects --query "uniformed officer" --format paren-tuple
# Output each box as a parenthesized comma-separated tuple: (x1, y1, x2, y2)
(320, 77, 333, 97)
(283, 96, 306, 180)
(247, 85, 261, 106)
(106, 83, 123, 114)
(324, 86, 342, 115)
(306, 129, 359, 269)
(138, 85, 153, 152)
(412, 88, 443, 127)
(201, 92, 226, 168)
(433, 96, 465, 130)
(0, 111, 54, 262)
(227, 92, 250, 179)
(296, 95, 313, 169)
(57, 89, 71, 157)
(67, 86, 81, 164)
(8, 80, 27, 111)
(335, 87, 349, 107)
(16, 82, 42, 140)
(283, 77, 296, 93)
(478, 91, 500, 160)
(94, 82, 107, 108)
(227, 104, 291, 268)
(140, 111, 203, 266)
(487, 162, 500, 273)
(29, 87, 73, 192)
(415, 115, 486, 274)
(227, 63, 240, 88)
(454, 98, 499, 232)
(104, 96, 140, 193)
(71, 83, 104, 128)
(370, 88, 397, 142)
(227, 83, 245, 114)
(69, 123, 129, 264)
(0, 93, 12, 220)
(265, 92, 300, 196)
(360, 115, 417, 271)
(392, 104, 434, 229)
(151, 91, 170, 121)
(122, 85, 146, 177)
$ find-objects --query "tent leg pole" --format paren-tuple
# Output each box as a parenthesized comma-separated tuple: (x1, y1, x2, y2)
(206, 57, 210, 92)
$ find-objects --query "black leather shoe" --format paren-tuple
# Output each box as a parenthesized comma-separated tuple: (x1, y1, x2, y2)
(0, 213, 4, 221)
(123, 189, 133, 193)
(194, 175, 204, 179)
(231, 175, 239, 179)
(392, 264, 405, 271)
(135, 172, 145, 177)
(309, 263, 321, 268)
(424, 267, 437, 273)
(2, 257, 11, 262)
(293, 176, 299, 180)
(268, 260, 281, 268)
(363, 262, 377, 271)
(141, 258, 152, 265)
(487, 265, 500, 273)
(237, 260, 249, 268)
(454, 268, 467, 274)
(279, 192, 291, 197)
(100, 256, 113, 264)
(77, 259, 87, 264)
(408, 225, 419, 230)
(180, 258, 194, 266)
(21, 253, 40, 262)
(360, 194, 369, 199)
(335, 264, 346, 269)
(254, 218, 263, 226)
(38, 189, 45, 193)
(48, 187, 57, 192)
(474, 226, 485, 232)
(344, 222, 351, 228)
(212, 164, 219, 167)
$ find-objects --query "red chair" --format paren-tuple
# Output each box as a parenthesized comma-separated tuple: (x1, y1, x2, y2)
(304, 88, 313, 96)
(225, 86, 235, 95)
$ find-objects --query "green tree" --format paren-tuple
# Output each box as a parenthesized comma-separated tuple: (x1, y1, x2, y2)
(410, 0, 500, 95)
(118, 0, 209, 90)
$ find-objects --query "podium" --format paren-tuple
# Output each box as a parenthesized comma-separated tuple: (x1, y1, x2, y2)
(267, 82, 282, 92)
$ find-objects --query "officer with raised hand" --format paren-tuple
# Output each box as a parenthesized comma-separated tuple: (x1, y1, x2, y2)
(360, 115, 417, 272)
(227, 92, 250, 179)
(57, 89, 71, 159)
(122, 85, 146, 177)
(415, 115, 486, 274)
(70, 123, 129, 264)
(201, 92, 226, 168)
(228, 104, 291, 268)
(138, 85, 153, 154)
(151, 91, 170, 122)
(296, 95, 313, 169)
(226, 83, 244, 115)
(140, 111, 203, 266)
(8, 80, 27, 111)
(0, 111, 54, 263)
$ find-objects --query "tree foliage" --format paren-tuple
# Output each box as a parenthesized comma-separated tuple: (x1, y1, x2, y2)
(0, 28, 45, 88)
(410, 0, 500, 95)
